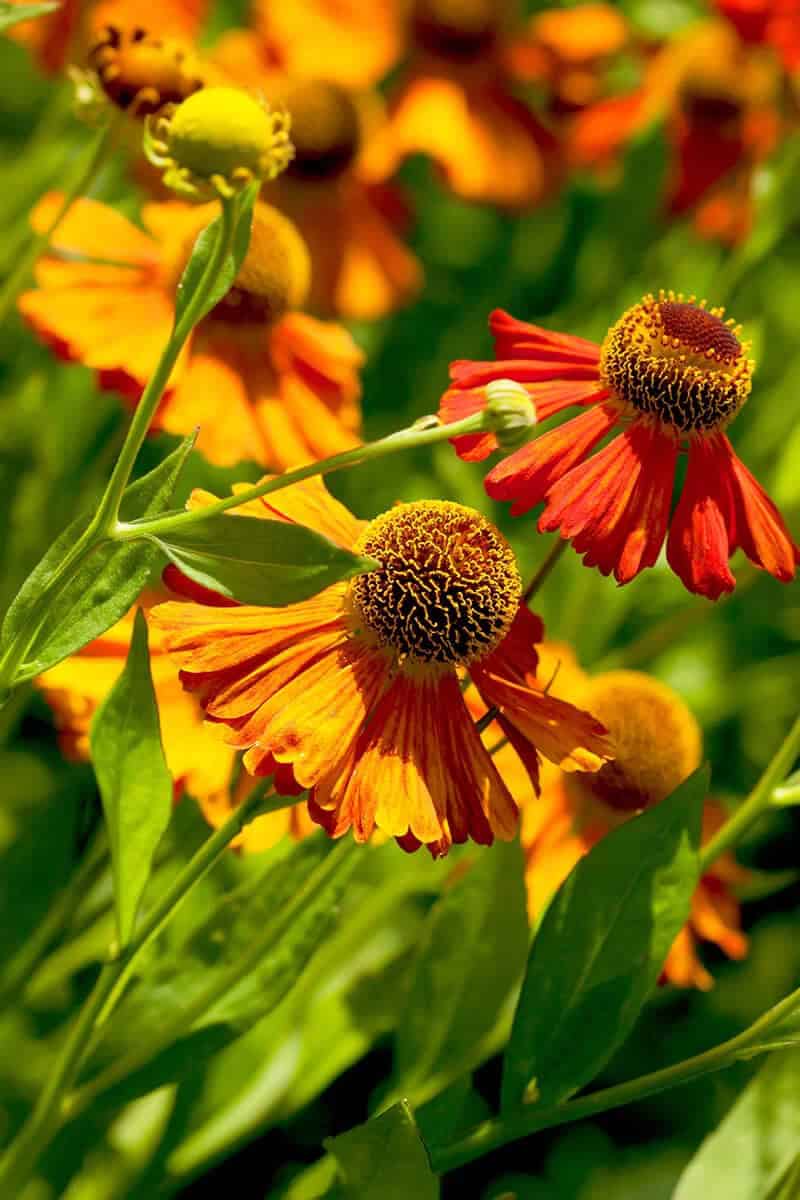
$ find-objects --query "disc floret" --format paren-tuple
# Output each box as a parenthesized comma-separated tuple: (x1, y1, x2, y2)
(145, 86, 294, 201)
(207, 202, 311, 328)
(348, 501, 521, 667)
(600, 290, 753, 435)
(87, 25, 205, 118)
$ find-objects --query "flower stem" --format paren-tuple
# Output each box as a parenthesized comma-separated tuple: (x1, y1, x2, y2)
(699, 711, 800, 872)
(113, 412, 487, 541)
(522, 538, 568, 605)
(0, 117, 117, 327)
(429, 982, 800, 1174)
(0, 783, 288, 1194)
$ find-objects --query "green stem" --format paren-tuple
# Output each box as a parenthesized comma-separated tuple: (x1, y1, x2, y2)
(94, 193, 239, 534)
(0, 783, 282, 1194)
(65, 837, 357, 1122)
(0, 118, 116, 327)
(430, 983, 800, 1174)
(699, 711, 800, 871)
(113, 412, 487, 541)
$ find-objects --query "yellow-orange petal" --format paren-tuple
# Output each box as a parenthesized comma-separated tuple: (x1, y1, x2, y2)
(31, 193, 160, 266)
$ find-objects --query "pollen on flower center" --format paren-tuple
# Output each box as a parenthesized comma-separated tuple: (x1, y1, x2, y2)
(208, 202, 310, 327)
(88, 26, 204, 116)
(267, 78, 361, 181)
(569, 671, 702, 813)
(411, 0, 504, 59)
(348, 501, 521, 666)
(600, 290, 753, 434)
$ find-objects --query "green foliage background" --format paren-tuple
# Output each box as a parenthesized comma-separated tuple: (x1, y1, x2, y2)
(0, 0, 799, 1196)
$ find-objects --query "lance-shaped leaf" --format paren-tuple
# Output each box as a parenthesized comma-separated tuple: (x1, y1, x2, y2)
(173, 182, 258, 327)
(327, 1101, 439, 1200)
(395, 838, 528, 1100)
(501, 767, 707, 1111)
(0, 2, 58, 29)
(90, 610, 172, 947)
(1, 433, 195, 680)
(153, 512, 378, 606)
(674, 1049, 800, 1200)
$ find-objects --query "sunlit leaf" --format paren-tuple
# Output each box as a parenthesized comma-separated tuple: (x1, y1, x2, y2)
(502, 768, 707, 1111)
(89, 609, 172, 947)
(1, 432, 195, 680)
(395, 838, 528, 1099)
(674, 1049, 800, 1200)
(327, 1101, 439, 1200)
(153, 512, 377, 606)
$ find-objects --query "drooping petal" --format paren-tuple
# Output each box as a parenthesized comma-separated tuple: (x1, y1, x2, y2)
(486, 403, 619, 516)
(721, 434, 799, 583)
(490, 309, 602, 365)
(666, 435, 738, 599)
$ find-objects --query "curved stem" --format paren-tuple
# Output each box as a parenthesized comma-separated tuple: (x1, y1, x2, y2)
(700, 711, 800, 871)
(0, 118, 117, 327)
(522, 538, 568, 605)
(430, 983, 800, 1174)
(114, 412, 487, 542)
(0, 783, 282, 1194)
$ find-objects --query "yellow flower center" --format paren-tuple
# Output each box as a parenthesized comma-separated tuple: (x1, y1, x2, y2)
(571, 671, 702, 813)
(266, 77, 361, 181)
(600, 291, 753, 434)
(88, 26, 204, 116)
(166, 86, 293, 187)
(411, 0, 505, 60)
(209, 202, 310, 328)
(348, 501, 521, 666)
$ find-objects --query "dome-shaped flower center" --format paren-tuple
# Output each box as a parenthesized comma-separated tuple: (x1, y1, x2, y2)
(267, 77, 361, 181)
(348, 501, 521, 666)
(411, 0, 505, 60)
(88, 26, 204, 116)
(600, 292, 752, 434)
(570, 671, 702, 813)
(208, 202, 310, 327)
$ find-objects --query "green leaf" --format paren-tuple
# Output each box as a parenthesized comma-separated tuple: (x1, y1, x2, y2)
(395, 839, 528, 1099)
(154, 512, 378, 606)
(327, 1101, 439, 1200)
(0, 1, 58, 30)
(1, 433, 195, 680)
(89, 610, 172, 947)
(173, 183, 257, 327)
(764, 1156, 800, 1200)
(674, 1049, 800, 1200)
(501, 767, 707, 1111)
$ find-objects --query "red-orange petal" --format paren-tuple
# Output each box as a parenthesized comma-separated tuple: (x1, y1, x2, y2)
(666, 435, 738, 600)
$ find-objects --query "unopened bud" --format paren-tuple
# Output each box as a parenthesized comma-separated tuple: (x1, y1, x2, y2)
(144, 86, 294, 201)
(484, 379, 537, 452)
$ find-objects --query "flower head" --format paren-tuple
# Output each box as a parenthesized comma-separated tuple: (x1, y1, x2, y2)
(87, 25, 205, 116)
(150, 477, 611, 857)
(491, 651, 749, 990)
(19, 195, 362, 468)
(145, 85, 293, 199)
(440, 297, 798, 598)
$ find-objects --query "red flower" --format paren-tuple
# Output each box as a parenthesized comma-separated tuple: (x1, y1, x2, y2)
(440, 294, 798, 598)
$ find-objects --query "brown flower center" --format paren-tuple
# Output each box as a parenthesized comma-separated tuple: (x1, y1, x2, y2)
(207, 202, 310, 328)
(600, 291, 753, 434)
(411, 0, 506, 60)
(88, 26, 204, 116)
(266, 77, 361, 181)
(348, 501, 520, 666)
(570, 671, 702, 813)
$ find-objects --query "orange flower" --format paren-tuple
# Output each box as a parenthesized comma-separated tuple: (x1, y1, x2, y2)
(150, 476, 611, 857)
(9, 0, 207, 77)
(472, 655, 748, 990)
(570, 20, 783, 244)
(251, 0, 404, 91)
(211, 35, 422, 319)
(714, 0, 800, 75)
(440, 296, 798, 598)
(35, 599, 233, 803)
(19, 195, 363, 469)
(362, 0, 561, 209)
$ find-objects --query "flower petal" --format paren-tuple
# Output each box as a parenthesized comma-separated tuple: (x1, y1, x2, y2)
(721, 434, 799, 583)
(666, 435, 738, 599)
